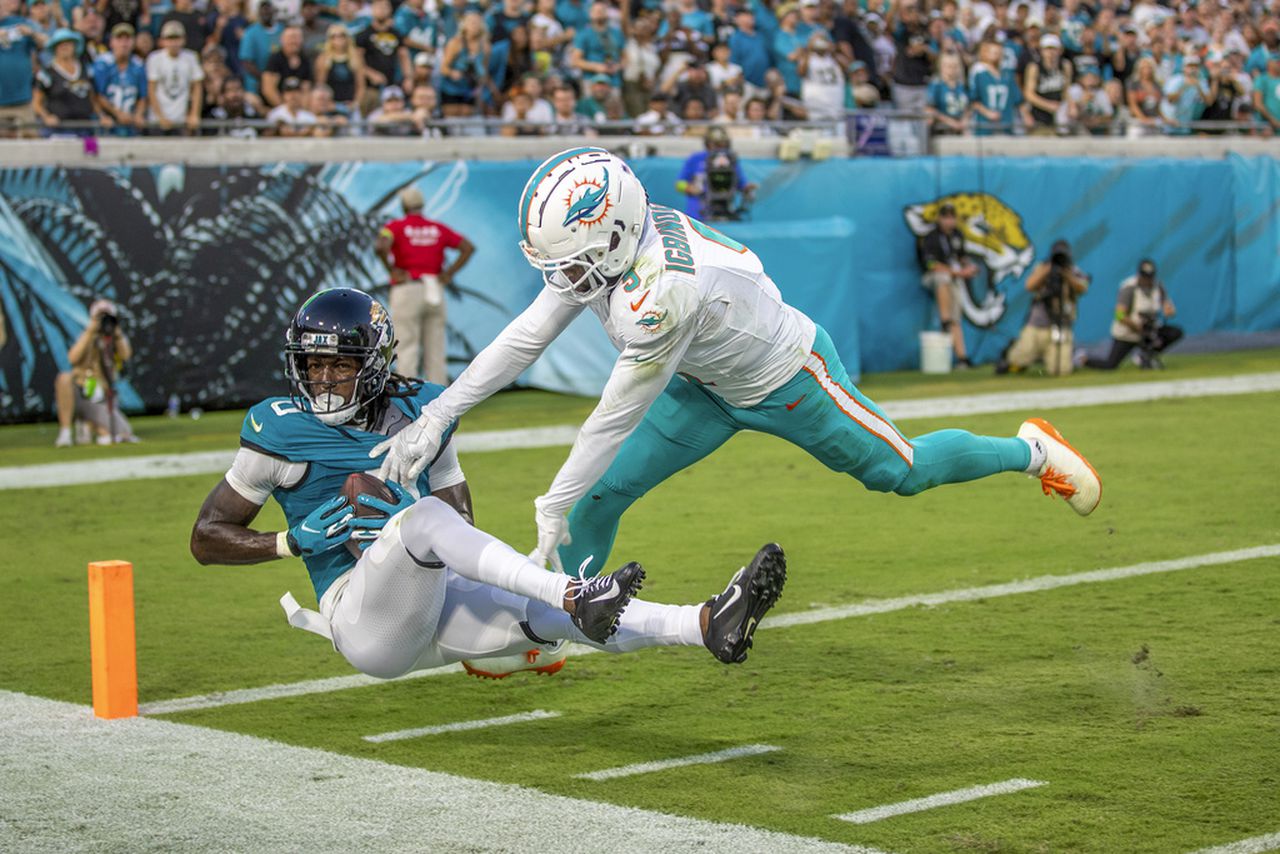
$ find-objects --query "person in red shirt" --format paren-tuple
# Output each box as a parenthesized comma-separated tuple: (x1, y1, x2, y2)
(375, 186, 475, 384)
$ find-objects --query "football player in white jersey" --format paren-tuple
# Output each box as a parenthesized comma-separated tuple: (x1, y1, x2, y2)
(373, 148, 1101, 578)
(190, 288, 788, 680)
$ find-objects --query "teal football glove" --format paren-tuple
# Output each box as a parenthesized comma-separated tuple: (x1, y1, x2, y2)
(286, 496, 354, 557)
(348, 481, 416, 550)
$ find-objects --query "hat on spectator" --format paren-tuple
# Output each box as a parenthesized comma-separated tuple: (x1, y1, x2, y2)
(1183, 52, 1200, 65)
(1076, 58, 1101, 77)
(414, 51, 433, 67)
(776, 2, 798, 18)
(799, 0, 820, 8)
(1039, 33, 1061, 48)
(590, 73, 612, 85)
(1025, 17, 1043, 29)
(848, 59, 868, 73)
(110, 22, 135, 37)
(863, 11, 882, 25)
(90, 299, 118, 318)
(46, 28, 84, 51)
(1119, 22, 1138, 33)
(160, 20, 186, 39)
(381, 85, 406, 102)
(938, 202, 957, 216)
(1138, 259, 1156, 277)
(282, 77, 303, 91)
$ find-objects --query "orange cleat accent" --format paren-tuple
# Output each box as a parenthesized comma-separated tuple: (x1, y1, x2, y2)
(1018, 417, 1102, 516)
(461, 645, 568, 680)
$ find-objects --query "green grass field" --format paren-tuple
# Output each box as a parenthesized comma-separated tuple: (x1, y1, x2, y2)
(2, 355, 1278, 852)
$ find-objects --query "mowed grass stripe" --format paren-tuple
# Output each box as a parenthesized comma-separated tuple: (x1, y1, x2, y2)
(6, 372, 1277, 490)
(575, 744, 782, 782)
(1190, 833, 1280, 854)
(364, 710, 562, 743)
(832, 779, 1048, 825)
(140, 543, 1280, 716)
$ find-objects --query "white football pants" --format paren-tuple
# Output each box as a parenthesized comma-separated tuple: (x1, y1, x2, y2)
(320, 497, 704, 679)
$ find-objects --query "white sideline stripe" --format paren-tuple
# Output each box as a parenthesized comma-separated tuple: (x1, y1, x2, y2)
(762, 544, 1280, 630)
(833, 778, 1047, 825)
(0, 690, 878, 854)
(142, 544, 1280, 715)
(575, 744, 781, 782)
(5, 372, 1278, 491)
(363, 709, 561, 743)
(1190, 833, 1280, 854)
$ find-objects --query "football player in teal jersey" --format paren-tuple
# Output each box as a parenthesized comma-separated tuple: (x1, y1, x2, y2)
(190, 288, 786, 678)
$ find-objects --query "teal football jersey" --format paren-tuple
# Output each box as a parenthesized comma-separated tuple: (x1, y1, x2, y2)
(239, 383, 456, 600)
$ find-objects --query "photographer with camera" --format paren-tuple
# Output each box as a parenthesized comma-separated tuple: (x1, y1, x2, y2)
(674, 124, 758, 222)
(53, 299, 137, 447)
(1083, 259, 1182, 370)
(998, 239, 1089, 376)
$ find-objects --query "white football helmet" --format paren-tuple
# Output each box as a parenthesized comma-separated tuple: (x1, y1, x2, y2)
(517, 147, 648, 304)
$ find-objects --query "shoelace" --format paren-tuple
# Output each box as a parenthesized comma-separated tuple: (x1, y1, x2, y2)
(572, 573, 615, 602)
(1040, 466, 1077, 499)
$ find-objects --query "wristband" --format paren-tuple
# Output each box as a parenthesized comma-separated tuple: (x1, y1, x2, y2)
(277, 531, 298, 559)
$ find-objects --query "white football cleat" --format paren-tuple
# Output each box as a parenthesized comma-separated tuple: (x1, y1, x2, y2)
(1018, 417, 1102, 516)
(462, 641, 568, 680)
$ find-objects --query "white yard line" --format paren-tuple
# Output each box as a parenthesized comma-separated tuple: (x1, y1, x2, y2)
(832, 779, 1048, 825)
(574, 744, 781, 782)
(5, 372, 1277, 491)
(1190, 833, 1280, 854)
(141, 543, 1280, 716)
(0, 690, 875, 854)
(364, 709, 562, 743)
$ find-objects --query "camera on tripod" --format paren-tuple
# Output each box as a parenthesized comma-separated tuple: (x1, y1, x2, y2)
(703, 148, 741, 221)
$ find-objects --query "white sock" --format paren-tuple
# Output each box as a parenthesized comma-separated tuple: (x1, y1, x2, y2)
(527, 599, 704, 653)
(1023, 437, 1047, 474)
(474, 541, 570, 611)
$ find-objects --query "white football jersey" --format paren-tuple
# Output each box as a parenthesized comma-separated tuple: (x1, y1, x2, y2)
(424, 206, 816, 513)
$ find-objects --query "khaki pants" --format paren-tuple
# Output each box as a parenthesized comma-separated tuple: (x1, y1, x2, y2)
(0, 102, 36, 138)
(389, 276, 447, 384)
(1006, 325, 1074, 376)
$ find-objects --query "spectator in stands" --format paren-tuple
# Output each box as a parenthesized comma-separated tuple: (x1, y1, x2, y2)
(970, 39, 1023, 134)
(238, 1, 279, 97)
(299, 0, 328, 54)
(999, 239, 1089, 377)
(633, 89, 680, 134)
(364, 83, 412, 132)
(576, 71, 611, 120)
(1025, 33, 1071, 134)
(529, 0, 571, 68)
(1065, 59, 1114, 134)
(706, 38, 743, 92)
(409, 49, 434, 92)
(831, 0, 875, 77)
(261, 24, 311, 106)
(336, 0, 371, 36)
(502, 73, 551, 122)
(0, 0, 47, 137)
(741, 95, 777, 135)
(375, 186, 474, 385)
(358, 0, 411, 95)
(33, 28, 96, 135)
(73, 8, 106, 63)
(314, 23, 363, 113)
(409, 82, 441, 134)
(133, 28, 152, 60)
(147, 19, 203, 134)
(890, 0, 933, 115)
(926, 51, 968, 134)
(729, 7, 770, 98)
(93, 22, 147, 134)
(846, 60, 880, 108)
(266, 74, 316, 133)
(1126, 55, 1163, 135)
(162, 0, 208, 53)
(209, 0, 247, 80)
(206, 73, 262, 134)
(28, 0, 59, 55)
(499, 89, 543, 134)
(54, 299, 136, 447)
(548, 82, 591, 133)
(438, 11, 489, 117)
(1201, 49, 1248, 130)
(1246, 19, 1278, 76)
(798, 29, 844, 120)
(1255, 52, 1280, 134)
(771, 3, 806, 99)
(307, 83, 347, 134)
(1161, 52, 1208, 132)
(671, 60, 717, 115)
(917, 202, 974, 368)
(658, 4, 710, 89)
(395, 0, 436, 59)
(1110, 22, 1141, 85)
(569, 1, 623, 88)
(1082, 258, 1181, 370)
(101, 0, 145, 35)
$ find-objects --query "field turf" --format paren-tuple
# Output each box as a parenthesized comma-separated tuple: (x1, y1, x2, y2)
(2, 354, 1278, 852)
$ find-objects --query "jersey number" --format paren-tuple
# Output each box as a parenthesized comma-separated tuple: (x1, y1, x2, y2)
(271, 400, 303, 417)
(689, 219, 748, 254)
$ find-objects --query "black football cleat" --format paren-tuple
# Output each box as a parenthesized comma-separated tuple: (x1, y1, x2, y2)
(703, 544, 787, 664)
(569, 561, 645, 643)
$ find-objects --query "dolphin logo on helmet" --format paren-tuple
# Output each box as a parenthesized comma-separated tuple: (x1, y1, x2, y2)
(562, 170, 611, 228)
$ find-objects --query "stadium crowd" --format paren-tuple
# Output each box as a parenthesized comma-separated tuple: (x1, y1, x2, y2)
(0, 0, 1278, 137)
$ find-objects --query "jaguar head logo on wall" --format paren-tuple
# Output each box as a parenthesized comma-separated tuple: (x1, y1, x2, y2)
(903, 192, 1036, 328)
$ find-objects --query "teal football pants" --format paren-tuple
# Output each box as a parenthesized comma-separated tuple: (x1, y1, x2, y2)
(558, 326, 1032, 577)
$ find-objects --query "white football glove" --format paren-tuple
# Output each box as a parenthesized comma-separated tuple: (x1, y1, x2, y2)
(529, 496, 570, 574)
(370, 408, 450, 494)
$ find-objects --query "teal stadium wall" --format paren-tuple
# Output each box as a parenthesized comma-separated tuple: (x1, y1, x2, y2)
(0, 155, 1276, 421)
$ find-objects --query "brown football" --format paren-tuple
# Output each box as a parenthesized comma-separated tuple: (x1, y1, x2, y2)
(342, 472, 395, 558)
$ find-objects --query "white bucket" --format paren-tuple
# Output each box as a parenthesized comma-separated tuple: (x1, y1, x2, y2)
(919, 331, 953, 374)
